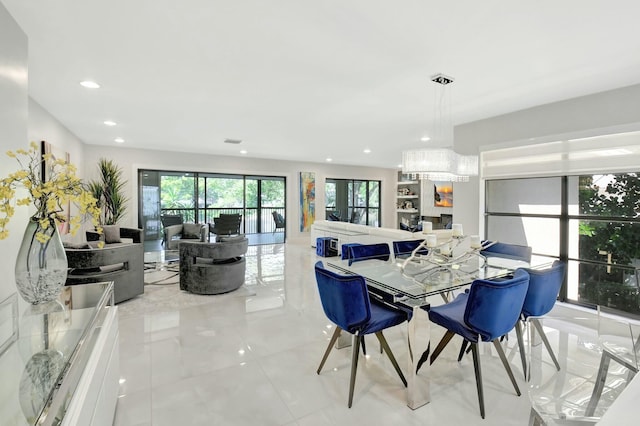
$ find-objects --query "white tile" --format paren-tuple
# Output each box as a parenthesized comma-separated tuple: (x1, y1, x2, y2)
(117, 239, 541, 424)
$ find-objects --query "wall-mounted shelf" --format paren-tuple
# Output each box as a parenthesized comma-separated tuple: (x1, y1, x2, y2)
(396, 172, 421, 229)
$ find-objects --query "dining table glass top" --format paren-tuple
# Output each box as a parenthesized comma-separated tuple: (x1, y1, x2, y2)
(327, 254, 534, 303)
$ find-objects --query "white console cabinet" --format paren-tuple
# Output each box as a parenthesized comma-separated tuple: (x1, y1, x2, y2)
(0, 282, 118, 426)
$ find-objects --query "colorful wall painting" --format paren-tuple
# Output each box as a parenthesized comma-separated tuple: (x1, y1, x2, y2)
(434, 181, 453, 207)
(299, 172, 315, 231)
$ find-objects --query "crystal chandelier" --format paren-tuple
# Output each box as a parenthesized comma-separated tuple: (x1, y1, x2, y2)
(401, 74, 478, 182)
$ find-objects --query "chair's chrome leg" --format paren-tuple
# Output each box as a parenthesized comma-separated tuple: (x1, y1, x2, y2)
(515, 320, 528, 379)
(375, 331, 407, 387)
(529, 407, 543, 426)
(430, 330, 456, 364)
(361, 335, 367, 355)
(492, 339, 521, 396)
(458, 339, 469, 362)
(348, 332, 361, 408)
(470, 343, 485, 419)
(317, 327, 341, 374)
(585, 349, 612, 417)
(531, 319, 560, 371)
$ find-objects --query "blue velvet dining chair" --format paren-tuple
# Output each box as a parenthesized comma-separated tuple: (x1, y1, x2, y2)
(480, 241, 532, 263)
(314, 261, 407, 408)
(428, 269, 530, 419)
(457, 241, 533, 362)
(392, 239, 429, 258)
(348, 243, 391, 266)
(514, 260, 566, 379)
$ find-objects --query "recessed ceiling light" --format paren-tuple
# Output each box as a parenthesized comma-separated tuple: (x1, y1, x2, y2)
(363, 149, 371, 154)
(80, 80, 100, 89)
(421, 136, 431, 142)
(114, 137, 124, 143)
(326, 158, 333, 162)
(397, 164, 403, 168)
(104, 120, 117, 126)
(240, 150, 247, 154)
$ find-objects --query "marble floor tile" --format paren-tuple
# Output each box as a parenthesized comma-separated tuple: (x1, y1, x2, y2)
(114, 239, 541, 425)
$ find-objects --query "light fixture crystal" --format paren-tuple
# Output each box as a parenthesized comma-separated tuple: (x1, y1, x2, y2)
(401, 74, 478, 182)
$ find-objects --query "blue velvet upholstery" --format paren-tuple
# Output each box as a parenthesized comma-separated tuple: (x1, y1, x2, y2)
(348, 243, 390, 266)
(480, 241, 532, 263)
(315, 261, 406, 335)
(430, 269, 530, 343)
(392, 239, 429, 258)
(314, 261, 407, 407)
(428, 269, 530, 418)
(341, 243, 362, 260)
(513, 260, 566, 378)
(520, 260, 565, 318)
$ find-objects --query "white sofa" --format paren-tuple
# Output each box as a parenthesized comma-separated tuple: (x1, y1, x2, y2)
(310, 220, 452, 256)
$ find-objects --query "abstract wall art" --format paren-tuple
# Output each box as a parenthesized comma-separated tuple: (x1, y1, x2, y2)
(299, 172, 315, 231)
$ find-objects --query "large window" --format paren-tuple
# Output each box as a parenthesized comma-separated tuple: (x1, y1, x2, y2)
(485, 173, 640, 316)
(139, 170, 285, 239)
(325, 178, 381, 226)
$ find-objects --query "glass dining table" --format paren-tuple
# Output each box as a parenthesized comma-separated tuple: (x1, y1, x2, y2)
(327, 253, 534, 410)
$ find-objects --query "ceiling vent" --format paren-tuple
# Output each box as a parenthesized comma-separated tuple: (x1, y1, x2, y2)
(224, 138, 242, 144)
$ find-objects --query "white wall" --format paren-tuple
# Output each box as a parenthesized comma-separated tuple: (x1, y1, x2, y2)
(420, 179, 453, 219)
(82, 144, 398, 240)
(0, 3, 28, 301)
(29, 98, 86, 176)
(454, 83, 640, 237)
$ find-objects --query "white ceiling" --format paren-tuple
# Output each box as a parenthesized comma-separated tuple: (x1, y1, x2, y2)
(4, 0, 640, 169)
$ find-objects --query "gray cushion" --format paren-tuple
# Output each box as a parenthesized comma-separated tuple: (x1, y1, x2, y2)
(103, 225, 121, 243)
(63, 241, 91, 249)
(216, 234, 246, 243)
(182, 223, 203, 239)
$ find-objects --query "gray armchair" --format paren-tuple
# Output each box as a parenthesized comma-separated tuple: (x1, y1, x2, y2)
(164, 222, 208, 250)
(179, 235, 249, 294)
(161, 214, 183, 245)
(65, 227, 144, 304)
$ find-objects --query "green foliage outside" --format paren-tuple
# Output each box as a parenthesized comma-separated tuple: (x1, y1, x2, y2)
(159, 174, 284, 224)
(578, 173, 640, 314)
(160, 175, 195, 209)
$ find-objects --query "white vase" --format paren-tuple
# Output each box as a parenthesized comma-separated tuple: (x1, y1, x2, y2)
(14, 217, 68, 304)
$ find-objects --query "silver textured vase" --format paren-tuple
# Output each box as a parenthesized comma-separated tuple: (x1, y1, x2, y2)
(14, 217, 68, 304)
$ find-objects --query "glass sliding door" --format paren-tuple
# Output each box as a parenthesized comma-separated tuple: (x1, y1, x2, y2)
(139, 169, 286, 243)
(139, 171, 161, 240)
(260, 177, 286, 233)
(325, 178, 381, 226)
(201, 174, 245, 228)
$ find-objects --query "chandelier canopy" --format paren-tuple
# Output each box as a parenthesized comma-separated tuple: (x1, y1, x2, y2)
(401, 74, 478, 182)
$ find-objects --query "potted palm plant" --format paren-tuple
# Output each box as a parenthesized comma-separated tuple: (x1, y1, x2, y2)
(88, 158, 128, 225)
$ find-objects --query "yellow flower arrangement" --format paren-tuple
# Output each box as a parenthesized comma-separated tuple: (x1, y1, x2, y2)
(0, 141, 102, 242)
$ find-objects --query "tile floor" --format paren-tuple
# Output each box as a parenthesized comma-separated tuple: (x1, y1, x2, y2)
(114, 239, 536, 425)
